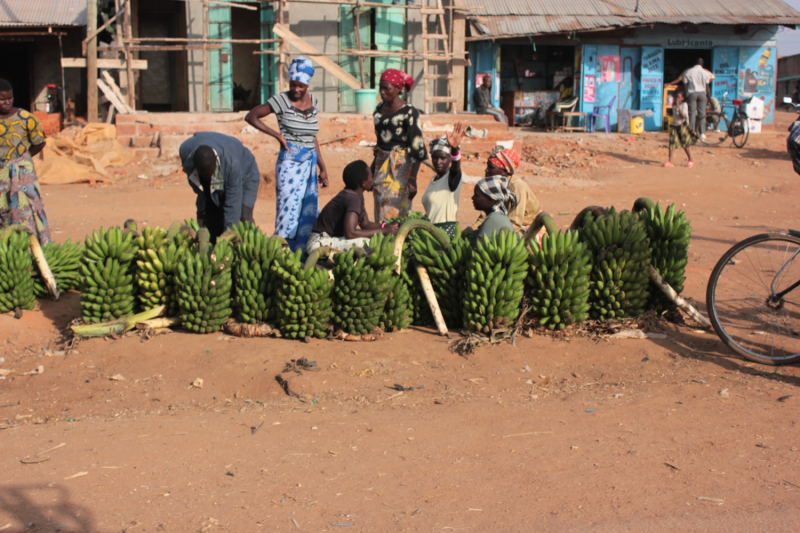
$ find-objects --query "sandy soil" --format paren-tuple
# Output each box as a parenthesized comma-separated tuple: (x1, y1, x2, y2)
(2, 113, 800, 532)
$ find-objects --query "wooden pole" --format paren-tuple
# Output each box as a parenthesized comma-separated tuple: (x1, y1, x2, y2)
(203, 0, 209, 112)
(277, 0, 287, 92)
(353, 4, 365, 88)
(123, 0, 134, 110)
(87, 0, 98, 122)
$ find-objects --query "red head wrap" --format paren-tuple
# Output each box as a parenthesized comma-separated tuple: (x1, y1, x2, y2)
(487, 147, 520, 176)
(380, 69, 414, 92)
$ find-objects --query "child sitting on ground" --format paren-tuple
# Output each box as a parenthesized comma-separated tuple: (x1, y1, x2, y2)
(306, 160, 398, 254)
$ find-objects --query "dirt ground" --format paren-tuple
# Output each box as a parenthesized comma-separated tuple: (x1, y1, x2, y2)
(3, 113, 800, 532)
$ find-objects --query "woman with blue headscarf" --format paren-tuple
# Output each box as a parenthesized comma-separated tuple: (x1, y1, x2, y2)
(246, 56, 328, 252)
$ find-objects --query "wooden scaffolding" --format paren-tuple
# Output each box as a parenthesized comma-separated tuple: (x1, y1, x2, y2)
(81, 0, 471, 119)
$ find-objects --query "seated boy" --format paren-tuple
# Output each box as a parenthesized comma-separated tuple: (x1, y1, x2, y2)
(306, 160, 399, 253)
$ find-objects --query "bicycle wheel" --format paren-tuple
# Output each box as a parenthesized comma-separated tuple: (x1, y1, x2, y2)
(706, 232, 800, 365)
(731, 115, 750, 148)
(698, 114, 728, 146)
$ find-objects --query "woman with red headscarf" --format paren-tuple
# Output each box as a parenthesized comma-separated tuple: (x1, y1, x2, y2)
(371, 68, 428, 222)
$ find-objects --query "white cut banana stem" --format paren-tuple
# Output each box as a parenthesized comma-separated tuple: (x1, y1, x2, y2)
(71, 305, 166, 337)
(28, 232, 60, 301)
(135, 317, 182, 330)
(648, 265, 711, 328)
(415, 264, 448, 336)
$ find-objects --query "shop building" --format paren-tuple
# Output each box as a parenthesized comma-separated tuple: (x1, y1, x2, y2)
(463, 0, 800, 131)
(778, 52, 800, 103)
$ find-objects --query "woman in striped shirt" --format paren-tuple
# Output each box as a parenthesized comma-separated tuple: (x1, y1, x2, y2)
(245, 56, 329, 253)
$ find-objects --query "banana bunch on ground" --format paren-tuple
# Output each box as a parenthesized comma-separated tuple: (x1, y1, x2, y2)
(231, 222, 285, 324)
(79, 222, 139, 323)
(462, 230, 528, 333)
(331, 233, 396, 335)
(31, 239, 82, 297)
(634, 199, 691, 311)
(579, 208, 651, 320)
(528, 223, 592, 330)
(273, 247, 334, 340)
(0, 228, 36, 312)
(175, 228, 234, 333)
(379, 273, 412, 331)
(412, 225, 472, 328)
(385, 213, 432, 326)
(135, 223, 194, 316)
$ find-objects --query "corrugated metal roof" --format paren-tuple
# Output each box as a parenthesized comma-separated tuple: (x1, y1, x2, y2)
(0, 0, 87, 27)
(466, 0, 800, 38)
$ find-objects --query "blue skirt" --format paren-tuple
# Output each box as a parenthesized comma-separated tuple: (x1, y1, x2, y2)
(274, 143, 319, 253)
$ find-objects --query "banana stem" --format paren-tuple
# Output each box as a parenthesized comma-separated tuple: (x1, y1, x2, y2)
(197, 228, 211, 256)
(179, 224, 197, 240)
(648, 265, 711, 328)
(304, 246, 331, 270)
(166, 221, 183, 240)
(218, 230, 240, 243)
(27, 231, 60, 301)
(631, 197, 656, 214)
(71, 305, 166, 337)
(394, 220, 451, 275)
(522, 212, 558, 248)
(135, 316, 181, 330)
(570, 206, 609, 230)
(415, 264, 448, 336)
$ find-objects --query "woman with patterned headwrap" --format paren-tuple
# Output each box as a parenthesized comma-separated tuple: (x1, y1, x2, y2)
(420, 122, 464, 238)
(472, 146, 542, 235)
(245, 56, 329, 253)
(0, 78, 51, 246)
(371, 68, 428, 222)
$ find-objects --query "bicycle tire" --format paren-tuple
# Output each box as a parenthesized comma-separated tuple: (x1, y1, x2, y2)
(706, 232, 800, 365)
(698, 113, 729, 146)
(731, 115, 750, 148)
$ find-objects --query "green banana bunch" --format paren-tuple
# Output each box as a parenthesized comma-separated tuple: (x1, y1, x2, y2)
(0, 228, 36, 312)
(272, 247, 334, 340)
(135, 223, 194, 316)
(184, 218, 200, 232)
(231, 221, 285, 324)
(379, 271, 412, 331)
(31, 239, 82, 297)
(462, 229, 528, 333)
(79, 222, 140, 323)
(635, 200, 692, 311)
(175, 228, 234, 333)
(385, 213, 433, 326)
(579, 207, 652, 321)
(528, 229, 592, 330)
(331, 232, 397, 335)
(411, 224, 472, 328)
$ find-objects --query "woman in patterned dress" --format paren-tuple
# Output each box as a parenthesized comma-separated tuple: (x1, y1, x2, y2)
(0, 78, 51, 246)
(245, 57, 329, 253)
(371, 69, 428, 222)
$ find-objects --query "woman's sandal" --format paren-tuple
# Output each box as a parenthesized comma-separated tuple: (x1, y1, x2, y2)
(687, 161, 695, 168)
(663, 162, 674, 167)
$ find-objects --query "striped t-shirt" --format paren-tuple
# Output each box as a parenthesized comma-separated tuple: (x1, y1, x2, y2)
(267, 92, 319, 148)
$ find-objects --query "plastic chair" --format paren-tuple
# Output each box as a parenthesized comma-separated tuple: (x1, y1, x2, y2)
(589, 96, 616, 133)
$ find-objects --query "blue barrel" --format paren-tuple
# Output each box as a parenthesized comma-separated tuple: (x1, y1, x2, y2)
(355, 89, 378, 115)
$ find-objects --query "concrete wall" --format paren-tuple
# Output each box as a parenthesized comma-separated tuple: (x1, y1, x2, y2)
(186, 1, 204, 112)
(288, 3, 340, 112)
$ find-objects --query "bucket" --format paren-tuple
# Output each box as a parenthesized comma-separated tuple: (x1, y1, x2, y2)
(630, 117, 644, 134)
(355, 89, 378, 115)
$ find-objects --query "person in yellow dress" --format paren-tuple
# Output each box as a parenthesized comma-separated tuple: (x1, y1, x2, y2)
(0, 78, 51, 245)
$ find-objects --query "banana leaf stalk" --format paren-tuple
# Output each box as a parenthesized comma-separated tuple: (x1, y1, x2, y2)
(135, 316, 182, 330)
(71, 305, 166, 337)
(414, 264, 448, 336)
(27, 232, 59, 300)
(522, 212, 558, 249)
(393, 219, 451, 275)
(648, 266, 711, 328)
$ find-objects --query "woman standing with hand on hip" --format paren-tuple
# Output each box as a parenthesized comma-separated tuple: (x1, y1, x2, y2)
(245, 56, 329, 252)
(371, 69, 428, 222)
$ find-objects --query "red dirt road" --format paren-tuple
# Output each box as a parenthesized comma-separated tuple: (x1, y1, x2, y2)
(2, 114, 800, 532)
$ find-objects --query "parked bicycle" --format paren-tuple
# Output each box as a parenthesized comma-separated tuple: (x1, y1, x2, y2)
(697, 91, 751, 148)
(705, 97, 800, 365)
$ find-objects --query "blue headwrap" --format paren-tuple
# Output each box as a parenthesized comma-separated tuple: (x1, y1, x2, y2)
(289, 56, 315, 85)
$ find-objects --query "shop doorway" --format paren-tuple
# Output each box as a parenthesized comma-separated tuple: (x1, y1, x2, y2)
(498, 44, 575, 93)
(663, 48, 712, 86)
(231, 6, 261, 111)
(0, 42, 32, 111)
(137, 0, 189, 112)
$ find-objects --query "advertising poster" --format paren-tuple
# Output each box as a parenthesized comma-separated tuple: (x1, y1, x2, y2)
(601, 55, 620, 82)
(584, 75, 595, 102)
(738, 47, 776, 125)
(640, 47, 664, 130)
